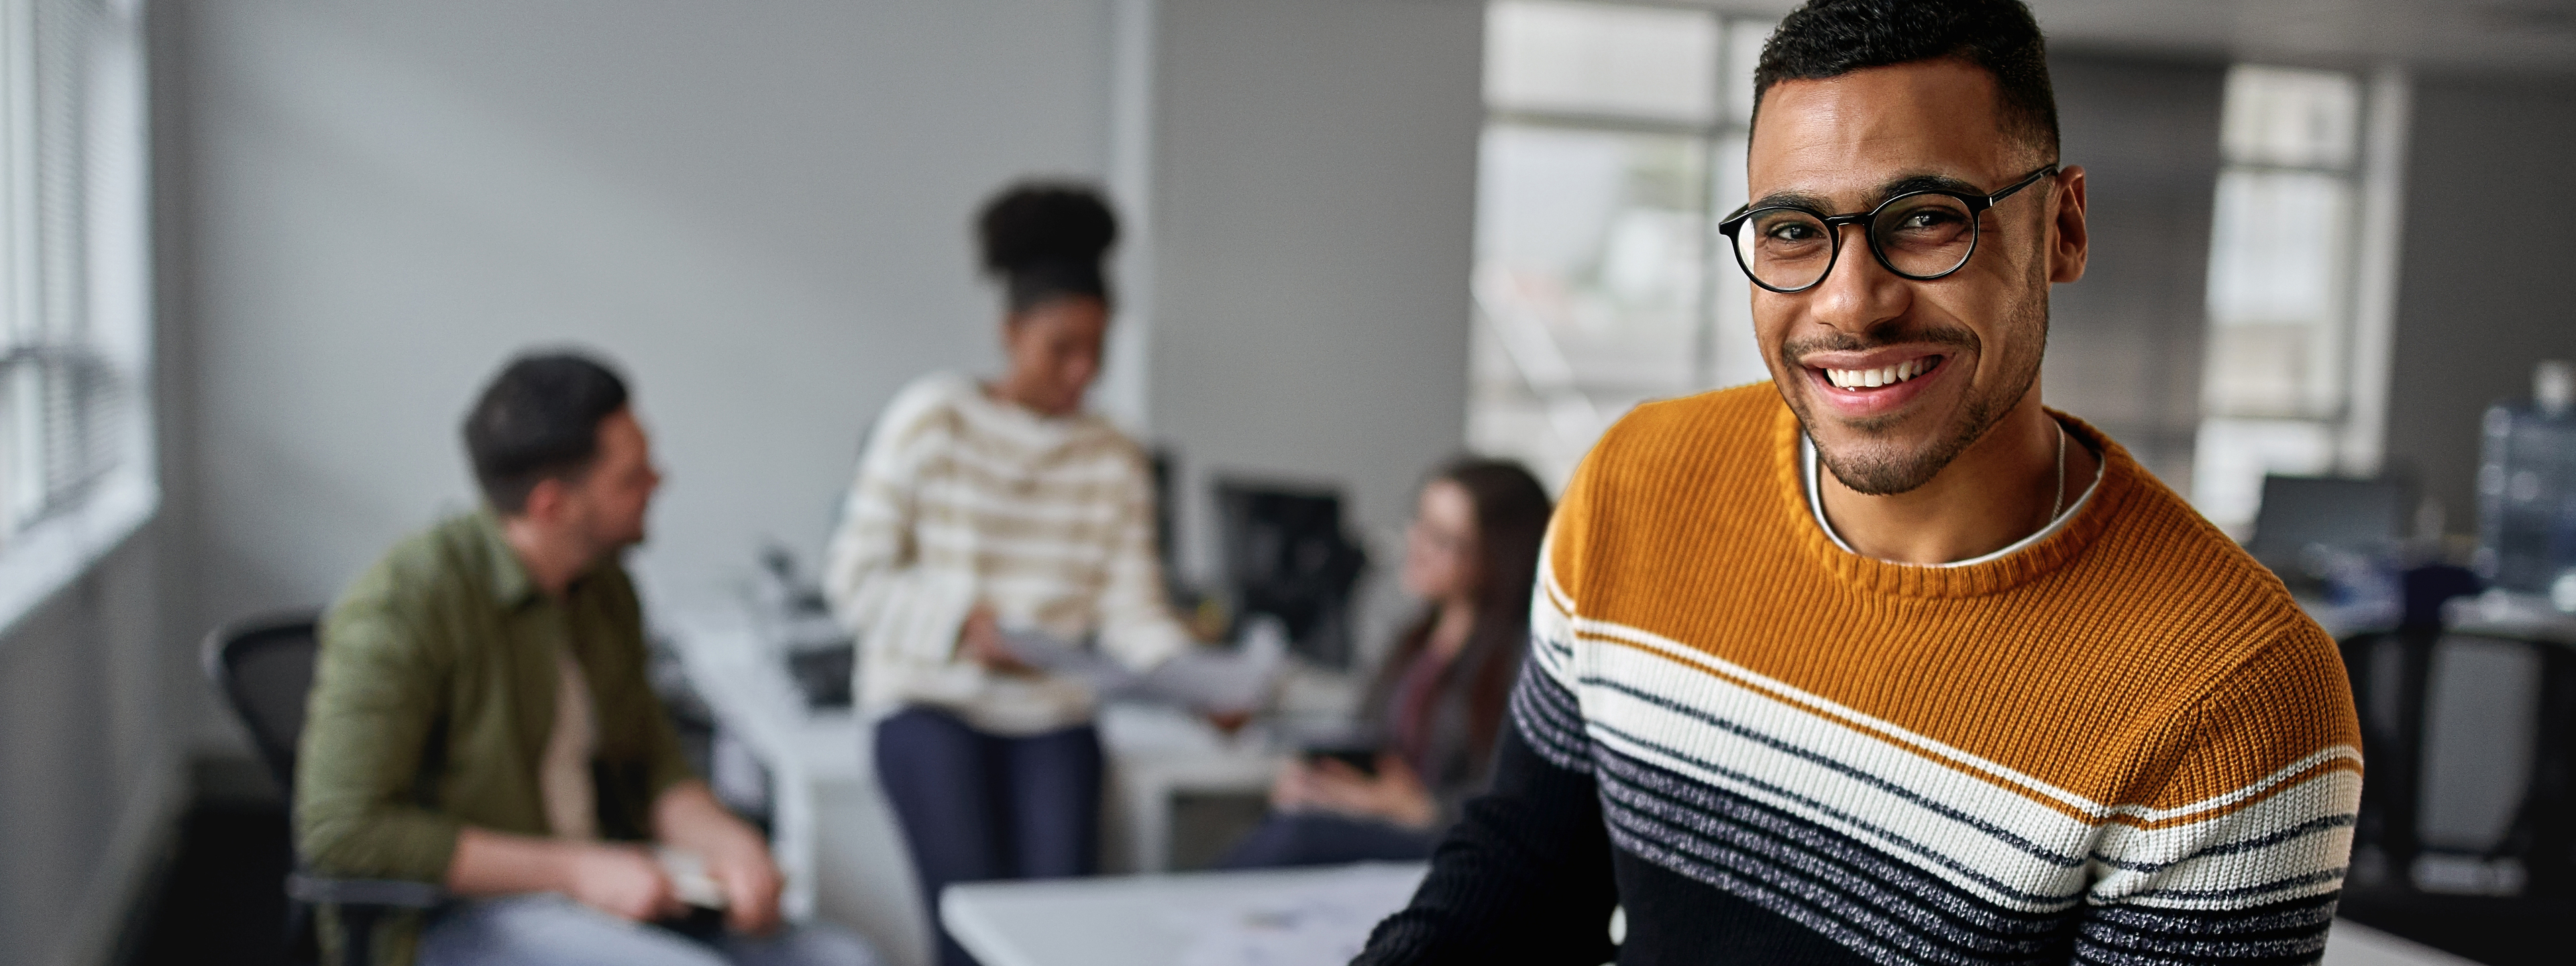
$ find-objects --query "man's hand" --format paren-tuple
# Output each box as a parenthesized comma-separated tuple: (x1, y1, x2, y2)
(704, 837, 787, 934)
(653, 780, 786, 935)
(565, 843, 686, 921)
(449, 826, 677, 920)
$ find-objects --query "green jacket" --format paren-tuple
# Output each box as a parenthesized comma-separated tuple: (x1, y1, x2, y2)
(296, 511, 696, 964)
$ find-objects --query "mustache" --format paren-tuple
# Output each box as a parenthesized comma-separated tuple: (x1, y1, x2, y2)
(1780, 325, 1980, 363)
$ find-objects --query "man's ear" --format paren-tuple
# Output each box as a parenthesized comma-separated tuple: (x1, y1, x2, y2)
(519, 476, 567, 525)
(2048, 165, 2088, 284)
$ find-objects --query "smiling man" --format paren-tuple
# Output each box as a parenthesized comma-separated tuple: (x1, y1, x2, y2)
(1354, 2, 2361, 965)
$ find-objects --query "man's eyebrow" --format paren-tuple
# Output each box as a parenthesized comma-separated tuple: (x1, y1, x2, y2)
(1749, 189, 1835, 212)
(1881, 172, 1984, 198)
(1747, 172, 1992, 214)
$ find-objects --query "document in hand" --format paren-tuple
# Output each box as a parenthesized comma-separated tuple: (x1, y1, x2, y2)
(655, 847, 727, 910)
(998, 628, 1284, 712)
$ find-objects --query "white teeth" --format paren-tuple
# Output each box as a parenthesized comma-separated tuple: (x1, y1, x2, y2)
(1824, 358, 1934, 390)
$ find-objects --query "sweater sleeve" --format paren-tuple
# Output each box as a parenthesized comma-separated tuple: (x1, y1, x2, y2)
(1354, 501, 1619, 965)
(822, 392, 979, 674)
(2070, 624, 2363, 965)
(1092, 444, 1191, 674)
(1352, 661, 1619, 965)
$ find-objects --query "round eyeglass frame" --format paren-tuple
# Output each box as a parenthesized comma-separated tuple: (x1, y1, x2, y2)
(1716, 163, 2059, 294)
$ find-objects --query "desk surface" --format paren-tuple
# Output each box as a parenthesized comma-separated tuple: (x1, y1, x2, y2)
(943, 863, 1427, 966)
(943, 863, 2477, 966)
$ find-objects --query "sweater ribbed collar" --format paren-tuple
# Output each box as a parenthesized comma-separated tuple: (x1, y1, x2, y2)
(930, 370, 1091, 450)
(1770, 402, 2142, 600)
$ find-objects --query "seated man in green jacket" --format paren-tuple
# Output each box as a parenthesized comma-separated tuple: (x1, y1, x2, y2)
(298, 352, 875, 966)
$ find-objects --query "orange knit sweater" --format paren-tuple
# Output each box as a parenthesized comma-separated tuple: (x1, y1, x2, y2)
(1360, 384, 2363, 965)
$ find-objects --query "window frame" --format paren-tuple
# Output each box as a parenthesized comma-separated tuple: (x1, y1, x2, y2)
(1466, 0, 1772, 488)
(2191, 64, 2405, 539)
(0, 0, 156, 635)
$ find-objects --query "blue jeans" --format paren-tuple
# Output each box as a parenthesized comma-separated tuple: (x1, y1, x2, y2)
(415, 894, 876, 966)
(1216, 812, 1437, 869)
(873, 708, 1103, 966)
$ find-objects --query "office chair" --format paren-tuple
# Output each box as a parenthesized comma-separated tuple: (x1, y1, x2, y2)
(1214, 480, 1368, 668)
(2340, 603, 2576, 898)
(202, 610, 443, 966)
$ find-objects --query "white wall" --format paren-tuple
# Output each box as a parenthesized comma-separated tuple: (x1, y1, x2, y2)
(166, 0, 1126, 704)
(1148, 0, 1485, 643)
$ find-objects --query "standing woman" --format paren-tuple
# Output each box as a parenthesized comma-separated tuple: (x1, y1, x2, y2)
(824, 182, 1193, 966)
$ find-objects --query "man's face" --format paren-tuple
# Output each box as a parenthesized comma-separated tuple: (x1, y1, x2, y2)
(1747, 58, 2082, 494)
(559, 407, 661, 553)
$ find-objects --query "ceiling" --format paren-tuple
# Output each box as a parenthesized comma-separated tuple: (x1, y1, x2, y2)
(1698, 0, 2576, 78)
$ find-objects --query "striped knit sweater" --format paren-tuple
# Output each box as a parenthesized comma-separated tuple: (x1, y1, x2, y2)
(823, 372, 1190, 735)
(1358, 384, 2362, 965)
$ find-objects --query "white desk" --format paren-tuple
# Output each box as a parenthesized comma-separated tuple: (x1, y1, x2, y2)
(943, 862, 1428, 966)
(943, 861, 2476, 966)
(660, 604, 932, 966)
(1095, 702, 1285, 873)
(661, 603, 1288, 966)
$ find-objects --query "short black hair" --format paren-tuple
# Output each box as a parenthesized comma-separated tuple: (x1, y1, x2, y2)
(1753, 0, 2057, 158)
(462, 352, 630, 515)
(975, 181, 1119, 315)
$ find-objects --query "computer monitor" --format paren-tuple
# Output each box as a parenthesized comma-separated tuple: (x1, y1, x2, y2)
(2245, 474, 2408, 578)
(1214, 479, 1368, 669)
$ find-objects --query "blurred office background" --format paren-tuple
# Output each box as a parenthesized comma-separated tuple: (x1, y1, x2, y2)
(1, 1, 2572, 965)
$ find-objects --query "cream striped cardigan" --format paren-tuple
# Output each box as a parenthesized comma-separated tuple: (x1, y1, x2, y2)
(823, 372, 1191, 735)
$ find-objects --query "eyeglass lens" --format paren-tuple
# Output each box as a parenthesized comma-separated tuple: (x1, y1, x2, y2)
(1731, 192, 1981, 290)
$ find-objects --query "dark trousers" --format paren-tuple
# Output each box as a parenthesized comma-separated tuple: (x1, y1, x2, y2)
(1216, 812, 1437, 870)
(872, 708, 1102, 966)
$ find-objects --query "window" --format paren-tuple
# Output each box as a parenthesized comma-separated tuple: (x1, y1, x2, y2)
(2192, 65, 2405, 538)
(1467, 1, 1773, 488)
(0, 0, 152, 626)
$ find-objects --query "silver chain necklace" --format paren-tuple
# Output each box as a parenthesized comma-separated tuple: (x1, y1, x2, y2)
(2048, 423, 2067, 523)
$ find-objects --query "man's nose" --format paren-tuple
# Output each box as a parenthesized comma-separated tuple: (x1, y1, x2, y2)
(1805, 223, 1909, 333)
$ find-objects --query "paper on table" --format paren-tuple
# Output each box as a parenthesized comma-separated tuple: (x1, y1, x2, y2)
(1163, 864, 1426, 966)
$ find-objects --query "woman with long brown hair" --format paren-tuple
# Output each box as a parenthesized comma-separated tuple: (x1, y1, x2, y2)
(1220, 457, 1553, 867)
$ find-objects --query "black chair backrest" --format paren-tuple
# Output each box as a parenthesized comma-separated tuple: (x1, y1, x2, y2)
(203, 610, 325, 798)
(2342, 625, 2576, 896)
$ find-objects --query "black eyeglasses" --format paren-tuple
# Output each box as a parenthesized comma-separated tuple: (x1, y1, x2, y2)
(1717, 163, 2059, 294)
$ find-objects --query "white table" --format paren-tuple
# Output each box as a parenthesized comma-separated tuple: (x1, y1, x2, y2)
(661, 602, 1289, 965)
(943, 861, 2476, 966)
(943, 862, 1428, 966)
(1095, 702, 1286, 873)
(659, 603, 933, 966)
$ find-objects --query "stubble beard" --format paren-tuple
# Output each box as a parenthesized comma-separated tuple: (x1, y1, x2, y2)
(1782, 295, 2050, 497)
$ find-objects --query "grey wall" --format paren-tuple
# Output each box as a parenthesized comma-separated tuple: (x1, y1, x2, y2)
(2381, 73, 2576, 533)
(1149, 0, 1484, 634)
(164, 0, 1124, 743)
(2042, 52, 2226, 488)
(0, 533, 181, 965)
